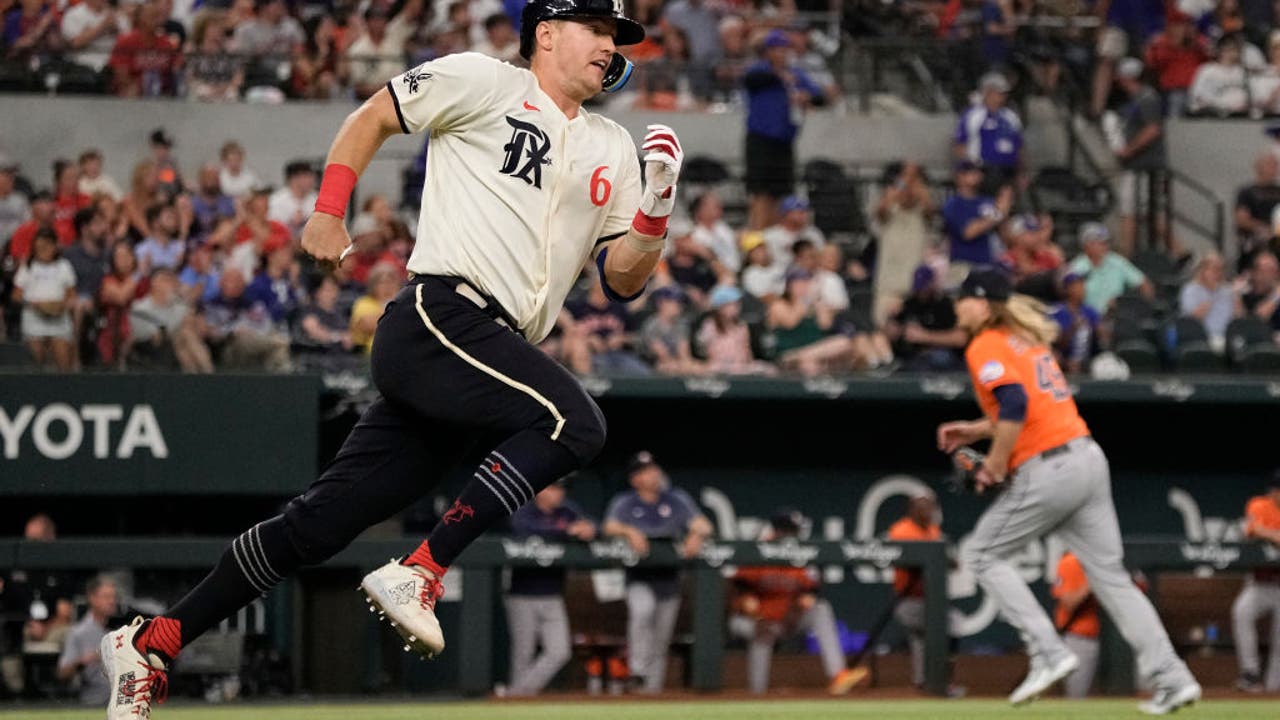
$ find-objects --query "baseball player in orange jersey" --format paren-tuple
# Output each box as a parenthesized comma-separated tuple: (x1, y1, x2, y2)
(937, 269, 1200, 714)
(1231, 472, 1280, 692)
(99, 1, 684, 716)
(887, 492, 945, 690)
(1053, 551, 1100, 698)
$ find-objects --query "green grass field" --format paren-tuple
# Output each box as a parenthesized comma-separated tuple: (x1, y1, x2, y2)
(5, 699, 1276, 720)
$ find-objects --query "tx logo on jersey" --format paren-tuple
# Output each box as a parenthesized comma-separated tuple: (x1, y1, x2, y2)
(401, 69, 432, 94)
(500, 116, 551, 189)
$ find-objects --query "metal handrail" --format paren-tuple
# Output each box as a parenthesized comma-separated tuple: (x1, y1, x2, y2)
(1165, 166, 1226, 252)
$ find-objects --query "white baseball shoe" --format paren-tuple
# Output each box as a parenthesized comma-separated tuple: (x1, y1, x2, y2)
(1138, 681, 1202, 715)
(360, 559, 445, 659)
(101, 616, 169, 719)
(1008, 652, 1078, 705)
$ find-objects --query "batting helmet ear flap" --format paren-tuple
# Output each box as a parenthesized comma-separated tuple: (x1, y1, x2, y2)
(602, 52, 633, 93)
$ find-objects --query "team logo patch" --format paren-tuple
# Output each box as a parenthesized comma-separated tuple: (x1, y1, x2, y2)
(401, 69, 432, 94)
(500, 116, 551, 189)
(978, 360, 1005, 384)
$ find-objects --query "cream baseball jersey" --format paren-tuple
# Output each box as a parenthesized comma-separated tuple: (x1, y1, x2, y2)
(387, 52, 643, 343)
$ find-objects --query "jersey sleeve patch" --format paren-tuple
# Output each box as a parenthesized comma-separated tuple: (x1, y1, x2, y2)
(978, 360, 1006, 384)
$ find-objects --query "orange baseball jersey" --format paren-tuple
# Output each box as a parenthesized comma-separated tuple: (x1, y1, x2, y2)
(1053, 552, 1099, 638)
(887, 518, 941, 597)
(1244, 496, 1280, 582)
(965, 327, 1090, 469)
(732, 566, 818, 622)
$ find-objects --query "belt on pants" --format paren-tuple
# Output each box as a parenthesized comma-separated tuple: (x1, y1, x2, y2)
(410, 274, 524, 339)
(1019, 436, 1090, 471)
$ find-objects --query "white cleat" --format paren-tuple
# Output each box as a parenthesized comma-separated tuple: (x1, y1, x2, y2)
(360, 559, 445, 659)
(1138, 682, 1202, 715)
(1008, 652, 1078, 705)
(101, 616, 169, 719)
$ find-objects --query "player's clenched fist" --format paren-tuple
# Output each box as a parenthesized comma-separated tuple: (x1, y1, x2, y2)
(639, 124, 683, 219)
(301, 212, 354, 265)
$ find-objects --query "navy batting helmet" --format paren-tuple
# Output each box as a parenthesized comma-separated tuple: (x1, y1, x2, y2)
(519, 0, 645, 60)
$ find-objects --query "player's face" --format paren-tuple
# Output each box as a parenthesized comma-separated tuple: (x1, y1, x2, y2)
(550, 18, 617, 98)
(955, 296, 990, 334)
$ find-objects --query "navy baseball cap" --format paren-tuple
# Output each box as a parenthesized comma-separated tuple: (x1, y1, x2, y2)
(626, 450, 660, 476)
(911, 264, 936, 292)
(763, 29, 790, 48)
(780, 195, 809, 213)
(958, 268, 1012, 301)
(955, 159, 982, 173)
(651, 285, 684, 304)
(770, 507, 804, 535)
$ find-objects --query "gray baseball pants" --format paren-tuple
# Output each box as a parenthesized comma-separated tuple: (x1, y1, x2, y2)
(1232, 578, 1280, 690)
(626, 582, 681, 692)
(961, 437, 1195, 690)
(1062, 633, 1099, 698)
(740, 599, 846, 693)
(504, 595, 572, 695)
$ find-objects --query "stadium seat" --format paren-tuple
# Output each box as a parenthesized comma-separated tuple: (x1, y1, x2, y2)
(1114, 340, 1161, 373)
(802, 159, 867, 239)
(1168, 317, 1224, 372)
(1029, 166, 1111, 222)
(0, 341, 35, 368)
(1226, 316, 1280, 374)
(681, 155, 732, 186)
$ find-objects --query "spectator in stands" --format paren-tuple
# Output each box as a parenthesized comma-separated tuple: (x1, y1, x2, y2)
(564, 279, 649, 376)
(979, 0, 1016, 72)
(230, 186, 291, 279)
(10, 513, 75, 691)
(730, 508, 862, 695)
(884, 265, 967, 371)
(886, 490, 944, 691)
(1240, 250, 1280, 333)
(119, 159, 160, 242)
(1188, 33, 1250, 116)
(690, 191, 739, 274)
(1232, 470, 1280, 693)
(135, 204, 185, 276)
(63, 208, 108, 366)
(603, 451, 713, 694)
(4, 0, 62, 62)
(291, 14, 341, 100)
(96, 241, 139, 367)
(1000, 214, 1062, 298)
(667, 222, 722, 309)
(1143, 8, 1209, 116)
(76, 150, 122, 202)
(1234, 153, 1280, 272)
(1180, 251, 1241, 352)
(473, 12, 520, 63)
(739, 231, 784, 304)
(742, 30, 826, 229)
(55, 575, 118, 706)
(148, 128, 183, 198)
(1248, 30, 1280, 115)
(7, 191, 63, 261)
(187, 12, 245, 102)
(202, 267, 291, 371)
(762, 196, 824, 270)
(60, 0, 123, 78)
(231, 0, 305, 58)
(1112, 58, 1168, 258)
(348, 261, 400, 354)
(942, 160, 1010, 274)
(1067, 222, 1154, 313)
(503, 477, 595, 696)
(661, 0, 722, 100)
(1090, 0, 1166, 118)
(296, 275, 353, 352)
(954, 71, 1023, 195)
(767, 269, 856, 377)
(51, 160, 90, 243)
(1053, 551, 1100, 699)
(1049, 272, 1100, 375)
(108, 1, 181, 97)
(247, 239, 303, 325)
(13, 227, 77, 371)
(190, 165, 236, 240)
(129, 268, 214, 372)
(0, 162, 30, 257)
(268, 161, 317, 240)
(697, 285, 775, 375)
(713, 14, 748, 99)
(178, 240, 221, 306)
(639, 285, 703, 375)
(344, 0, 421, 101)
(218, 141, 260, 201)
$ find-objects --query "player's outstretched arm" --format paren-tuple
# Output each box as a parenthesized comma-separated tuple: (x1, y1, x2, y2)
(301, 88, 404, 265)
(602, 124, 684, 298)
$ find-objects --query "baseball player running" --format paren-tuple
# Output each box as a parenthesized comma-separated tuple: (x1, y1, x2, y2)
(101, 1, 683, 715)
(937, 269, 1200, 714)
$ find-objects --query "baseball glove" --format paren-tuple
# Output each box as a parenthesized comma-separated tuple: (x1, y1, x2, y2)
(946, 445, 987, 495)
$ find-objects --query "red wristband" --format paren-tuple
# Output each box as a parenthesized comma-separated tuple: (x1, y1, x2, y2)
(631, 209, 668, 238)
(314, 163, 358, 219)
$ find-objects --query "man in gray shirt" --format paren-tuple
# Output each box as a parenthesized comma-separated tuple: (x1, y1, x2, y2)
(0, 163, 30, 257)
(1113, 57, 1168, 257)
(57, 575, 119, 705)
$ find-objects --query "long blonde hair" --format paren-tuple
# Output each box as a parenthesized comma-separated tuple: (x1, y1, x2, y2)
(987, 293, 1059, 346)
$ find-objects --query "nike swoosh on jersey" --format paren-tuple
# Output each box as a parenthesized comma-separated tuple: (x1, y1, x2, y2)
(523, 101, 540, 112)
